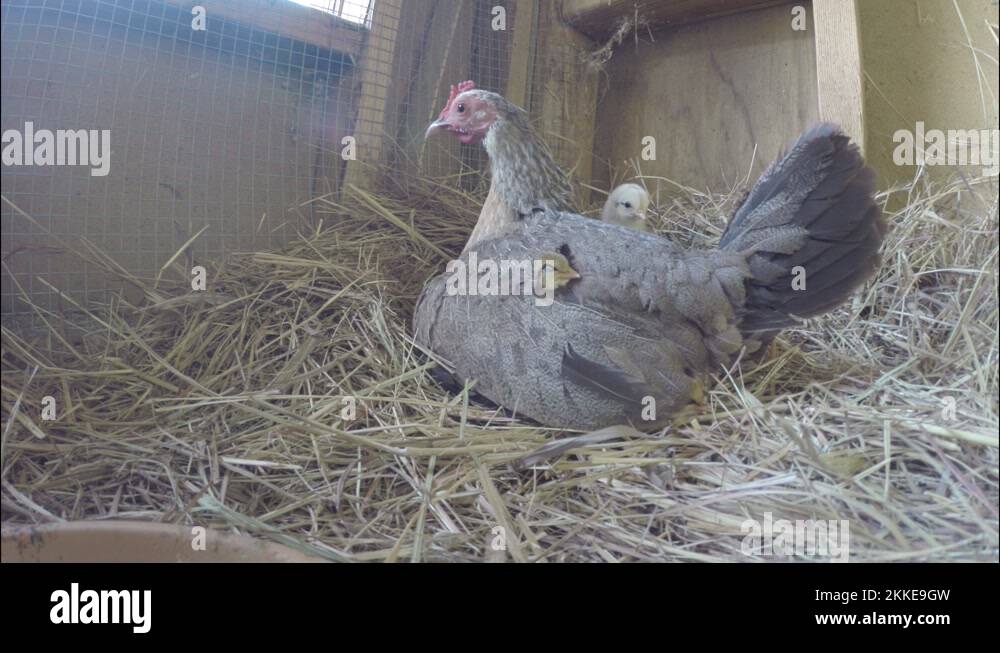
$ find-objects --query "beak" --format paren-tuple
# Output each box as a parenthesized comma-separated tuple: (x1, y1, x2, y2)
(425, 120, 449, 139)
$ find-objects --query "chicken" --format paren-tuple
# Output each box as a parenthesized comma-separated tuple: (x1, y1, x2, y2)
(602, 183, 650, 232)
(426, 80, 576, 251)
(535, 251, 581, 293)
(416, 82, 886, 430)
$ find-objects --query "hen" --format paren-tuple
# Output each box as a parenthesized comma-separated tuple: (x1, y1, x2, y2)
(415, 82, 886, 430)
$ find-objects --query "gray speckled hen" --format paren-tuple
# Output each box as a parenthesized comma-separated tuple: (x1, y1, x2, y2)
(415, 82, 886, 430)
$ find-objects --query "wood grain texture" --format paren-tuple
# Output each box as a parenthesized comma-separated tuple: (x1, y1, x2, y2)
(858, 0, 999, 187)
(564, 0, 790, 40)
(591, 2, 819, 199)
(415, 1, 477, 178)
(813, 0, 865, 151)
(532, 0, 600, 207)
(505, 0, 537, 109)
(344, 0, 402, 189)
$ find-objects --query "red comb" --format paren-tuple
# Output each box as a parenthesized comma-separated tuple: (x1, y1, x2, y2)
(438, 80, 476, 120)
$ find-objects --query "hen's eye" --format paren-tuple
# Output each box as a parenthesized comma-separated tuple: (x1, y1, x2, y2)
(623, 202, 632, 209)
(456, 103, 465, 113)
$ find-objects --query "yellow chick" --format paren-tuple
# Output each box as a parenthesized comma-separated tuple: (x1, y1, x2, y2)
(601, 183, 650, 232)
(535, 251, 581, 294)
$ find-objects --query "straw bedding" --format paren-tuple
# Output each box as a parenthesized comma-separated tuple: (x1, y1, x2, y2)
(1, 170, 997, 562)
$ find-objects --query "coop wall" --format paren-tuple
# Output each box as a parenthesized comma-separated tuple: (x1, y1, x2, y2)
(2, 0, 599, 316)
(588, 0, 998, 197)
(1, 0, 372, 314)
(10, 0, 990, 318)
(590, 1, 820, 197)
(858, 0, 999, 187)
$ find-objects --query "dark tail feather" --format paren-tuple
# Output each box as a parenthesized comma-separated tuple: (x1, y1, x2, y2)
(719, 123, 887, 334)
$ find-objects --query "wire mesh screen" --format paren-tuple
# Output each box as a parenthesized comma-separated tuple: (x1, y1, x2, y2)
(1, 0, 596, 316)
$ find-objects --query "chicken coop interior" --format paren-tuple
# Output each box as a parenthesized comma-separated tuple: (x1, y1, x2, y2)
(1, 0, 998, 563)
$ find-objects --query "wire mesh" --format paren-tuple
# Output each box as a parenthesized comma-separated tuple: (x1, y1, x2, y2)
(0, 0, 589, 316)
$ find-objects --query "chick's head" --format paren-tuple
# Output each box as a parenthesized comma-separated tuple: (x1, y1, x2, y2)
(535, 251, 581, 292)
(602, 183, 650, 231)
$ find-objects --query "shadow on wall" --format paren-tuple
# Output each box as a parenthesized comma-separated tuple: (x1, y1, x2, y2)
(1, 0, 359, 313)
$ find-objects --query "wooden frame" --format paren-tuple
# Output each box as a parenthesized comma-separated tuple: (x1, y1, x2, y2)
(162, 0, 366, 56)
(343, 0, 402, 188)
(505, 0, 537, 109)
(812, 0, 865, 151)
(567, 0, 865, 148)
(563, 0, 789, 39)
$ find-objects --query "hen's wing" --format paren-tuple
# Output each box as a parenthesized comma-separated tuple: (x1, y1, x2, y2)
(414, 215, 748, 429)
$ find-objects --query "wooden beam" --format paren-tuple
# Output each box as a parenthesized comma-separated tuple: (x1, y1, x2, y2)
(162, 0, 365, 56)
(505, 0, 536, 109)
(563, 0, 790, 40)
(533, 0, 600, 207)
(590, 3, 818, 198)
(344, 0, 403, 189)
(813, 0, 865, 152)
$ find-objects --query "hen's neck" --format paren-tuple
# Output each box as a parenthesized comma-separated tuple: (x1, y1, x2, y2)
(464, 181, 514, 252)
(463, 116, 575, 252)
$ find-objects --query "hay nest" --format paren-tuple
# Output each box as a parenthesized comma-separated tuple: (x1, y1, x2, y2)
(1, 170, 997, 562)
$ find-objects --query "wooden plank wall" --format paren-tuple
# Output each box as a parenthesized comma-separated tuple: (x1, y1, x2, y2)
(505, 0, 536, 109)
(813, 0, 865, 151)
(858, 0, 999, 187)
(590, 2, 818, 199)
(343, 0, 402, 189)
(564, 0, 788, 39)
(584, 0, 998, 197)
(391, 0, 477, 181)
(531, 0, 600, 207)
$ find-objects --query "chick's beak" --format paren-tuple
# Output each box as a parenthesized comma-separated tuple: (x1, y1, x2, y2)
(561, 267, 581, 281)
(425, 120, 449, 139)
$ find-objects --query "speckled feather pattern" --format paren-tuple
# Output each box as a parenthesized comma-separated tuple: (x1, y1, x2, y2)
(463, 91, 576, 250)
(414, 216, 749, 430)
(415, 102, 885, 430)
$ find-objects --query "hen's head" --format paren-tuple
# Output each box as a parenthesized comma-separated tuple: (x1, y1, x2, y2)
(424, 81, 573, 217)
(425, 81, 504, 145)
